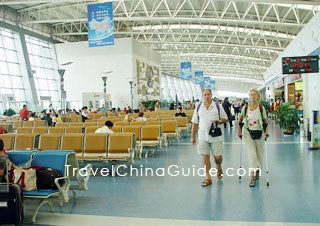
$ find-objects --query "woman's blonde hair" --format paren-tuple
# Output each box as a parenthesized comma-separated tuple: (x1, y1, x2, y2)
(249, 88, 260, 100)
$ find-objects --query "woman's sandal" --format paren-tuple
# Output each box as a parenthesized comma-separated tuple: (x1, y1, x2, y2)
(249, 178, 256, 187)
(201, 179, 212, 187)
(217, 168, 223, 180)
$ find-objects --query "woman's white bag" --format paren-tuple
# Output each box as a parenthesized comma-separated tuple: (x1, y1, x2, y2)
(12, 168, 37, 191)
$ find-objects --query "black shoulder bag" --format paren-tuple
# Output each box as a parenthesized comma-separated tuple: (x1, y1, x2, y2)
(208, 103, 222, 137)
(209, 123, 222, 137)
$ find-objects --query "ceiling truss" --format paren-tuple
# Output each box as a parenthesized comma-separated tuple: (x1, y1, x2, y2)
(2, 0, 319, 93)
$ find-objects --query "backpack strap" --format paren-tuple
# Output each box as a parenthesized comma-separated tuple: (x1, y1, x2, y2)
(196, 102, 201, 123)
(196, 101, 220, 121)
(196, 102, 202, 112)
(216, 102, 220, 118)
(259, 104, 263, 118)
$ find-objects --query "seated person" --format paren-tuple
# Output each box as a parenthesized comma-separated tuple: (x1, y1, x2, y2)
(81, 106, 90, 122)
(95, 120, 114, 134)
(0, 139, 19, 182)
(175, 107, 186, 117)
(123, 112, 133, 122)
(55, 114, 62, 123)
(135, 111, 147, 122)
(28, 112, 36, 121)
(41, 113, 52, 127)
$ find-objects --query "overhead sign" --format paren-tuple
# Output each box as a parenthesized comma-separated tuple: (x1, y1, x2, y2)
(194, 71, 204, 84)
(180, 62, 192, 80)
(210, 79, 216, 90)
(87, 2, 114, 47)
(203, 77, 211, 89)
(282, 55, 319, 74)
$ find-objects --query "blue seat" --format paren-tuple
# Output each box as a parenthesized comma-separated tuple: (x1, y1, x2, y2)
(42, 150, 92, 198)
(7, 150, 37, 166)
(23, 151, 70, 223)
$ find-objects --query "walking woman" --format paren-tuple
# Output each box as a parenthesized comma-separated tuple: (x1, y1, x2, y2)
(238, 88, 269, 187)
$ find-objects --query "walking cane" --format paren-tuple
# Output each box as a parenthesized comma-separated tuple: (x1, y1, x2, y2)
(239, 123, 244, 180)
(265, 137, 270, 186)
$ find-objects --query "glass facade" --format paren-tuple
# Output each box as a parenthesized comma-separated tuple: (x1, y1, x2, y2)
(0, 28, 27, 113)
(161, 75, 202, 103)
(0, 27, 60, 114)
(25, 35, 60, 111)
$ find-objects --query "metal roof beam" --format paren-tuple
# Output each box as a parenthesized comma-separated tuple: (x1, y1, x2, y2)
(21, 16, 305, 27)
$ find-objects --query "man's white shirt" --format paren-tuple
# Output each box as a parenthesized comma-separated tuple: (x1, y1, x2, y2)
(191, 102, 228, 142)
(95, 126, 114, 134)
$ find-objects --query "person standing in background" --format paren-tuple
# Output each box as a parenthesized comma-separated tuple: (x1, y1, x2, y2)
(19, 104, 29, 121)
(154, 100, 161, 111)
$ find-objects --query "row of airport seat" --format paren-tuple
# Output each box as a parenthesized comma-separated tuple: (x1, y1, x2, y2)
(2, 124, 166, 158)
(17, 119, 188, 134)
(10, 117, 189, 128)
(1, 133, 135, 162)
(6, 150, 92, 223)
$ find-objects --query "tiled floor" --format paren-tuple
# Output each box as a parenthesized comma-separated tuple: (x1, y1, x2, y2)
(21, 120, 320, 225)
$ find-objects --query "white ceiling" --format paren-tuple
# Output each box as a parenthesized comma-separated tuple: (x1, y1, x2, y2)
(2, 0, 320, 93)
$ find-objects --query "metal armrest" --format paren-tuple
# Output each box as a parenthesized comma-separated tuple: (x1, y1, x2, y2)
(54, 176, 70, 202)
(79, 164, 92, 183)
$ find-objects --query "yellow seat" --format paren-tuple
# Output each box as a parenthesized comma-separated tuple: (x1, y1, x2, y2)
(34, 120, 47, 127)
(32, 127, 49, 134)
(70, 122, 83, 127)
(122, 126, 141, 142)
(85, 126, 101, 133)
(84, 121, 97, 127)
(56, 122, 70, 127)
(0, 124, 12, 133)
(60, 133, 84, 154)
(13, 121, 23, 130)
(145, 120, 161, 125)
(68, 115, 81, 122)
(175, 117, 189, 137)
(17, 127, 32, 134)
(139, 125, 161, 158)
(23, 121, 34, 127)
(38, 134, 61, 150)
(102, 133, 134, 164)
(49, 127, 65, 134)
(80, 133, 107, 160)
(65, 126, 83, 133)
(114, 121, 130, 126)
(97, 121, 105, 127)
(14, 134, 39, 150)
(130, 121, 145, 126)
(161, 120, 178, 146)
(0, 133, 15, 150)
(111, 126, 122, 133)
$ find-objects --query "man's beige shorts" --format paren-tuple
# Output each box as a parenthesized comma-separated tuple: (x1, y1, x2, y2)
(197, 140, 223, 156)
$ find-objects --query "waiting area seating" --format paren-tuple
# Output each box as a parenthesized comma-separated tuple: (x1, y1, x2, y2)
(6, 150, 93, 222)
(7, 150, 70, 223)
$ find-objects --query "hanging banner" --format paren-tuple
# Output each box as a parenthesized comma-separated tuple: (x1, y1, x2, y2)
(210, 79, 216, 90)
(203, 77, 211, 89)
(181, 62, 192, 80)
(194, 71, 204, 84)
(87, 2, 114, 47)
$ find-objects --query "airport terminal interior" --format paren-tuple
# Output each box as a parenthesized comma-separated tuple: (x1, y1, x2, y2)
(1, 0, 320, 226)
